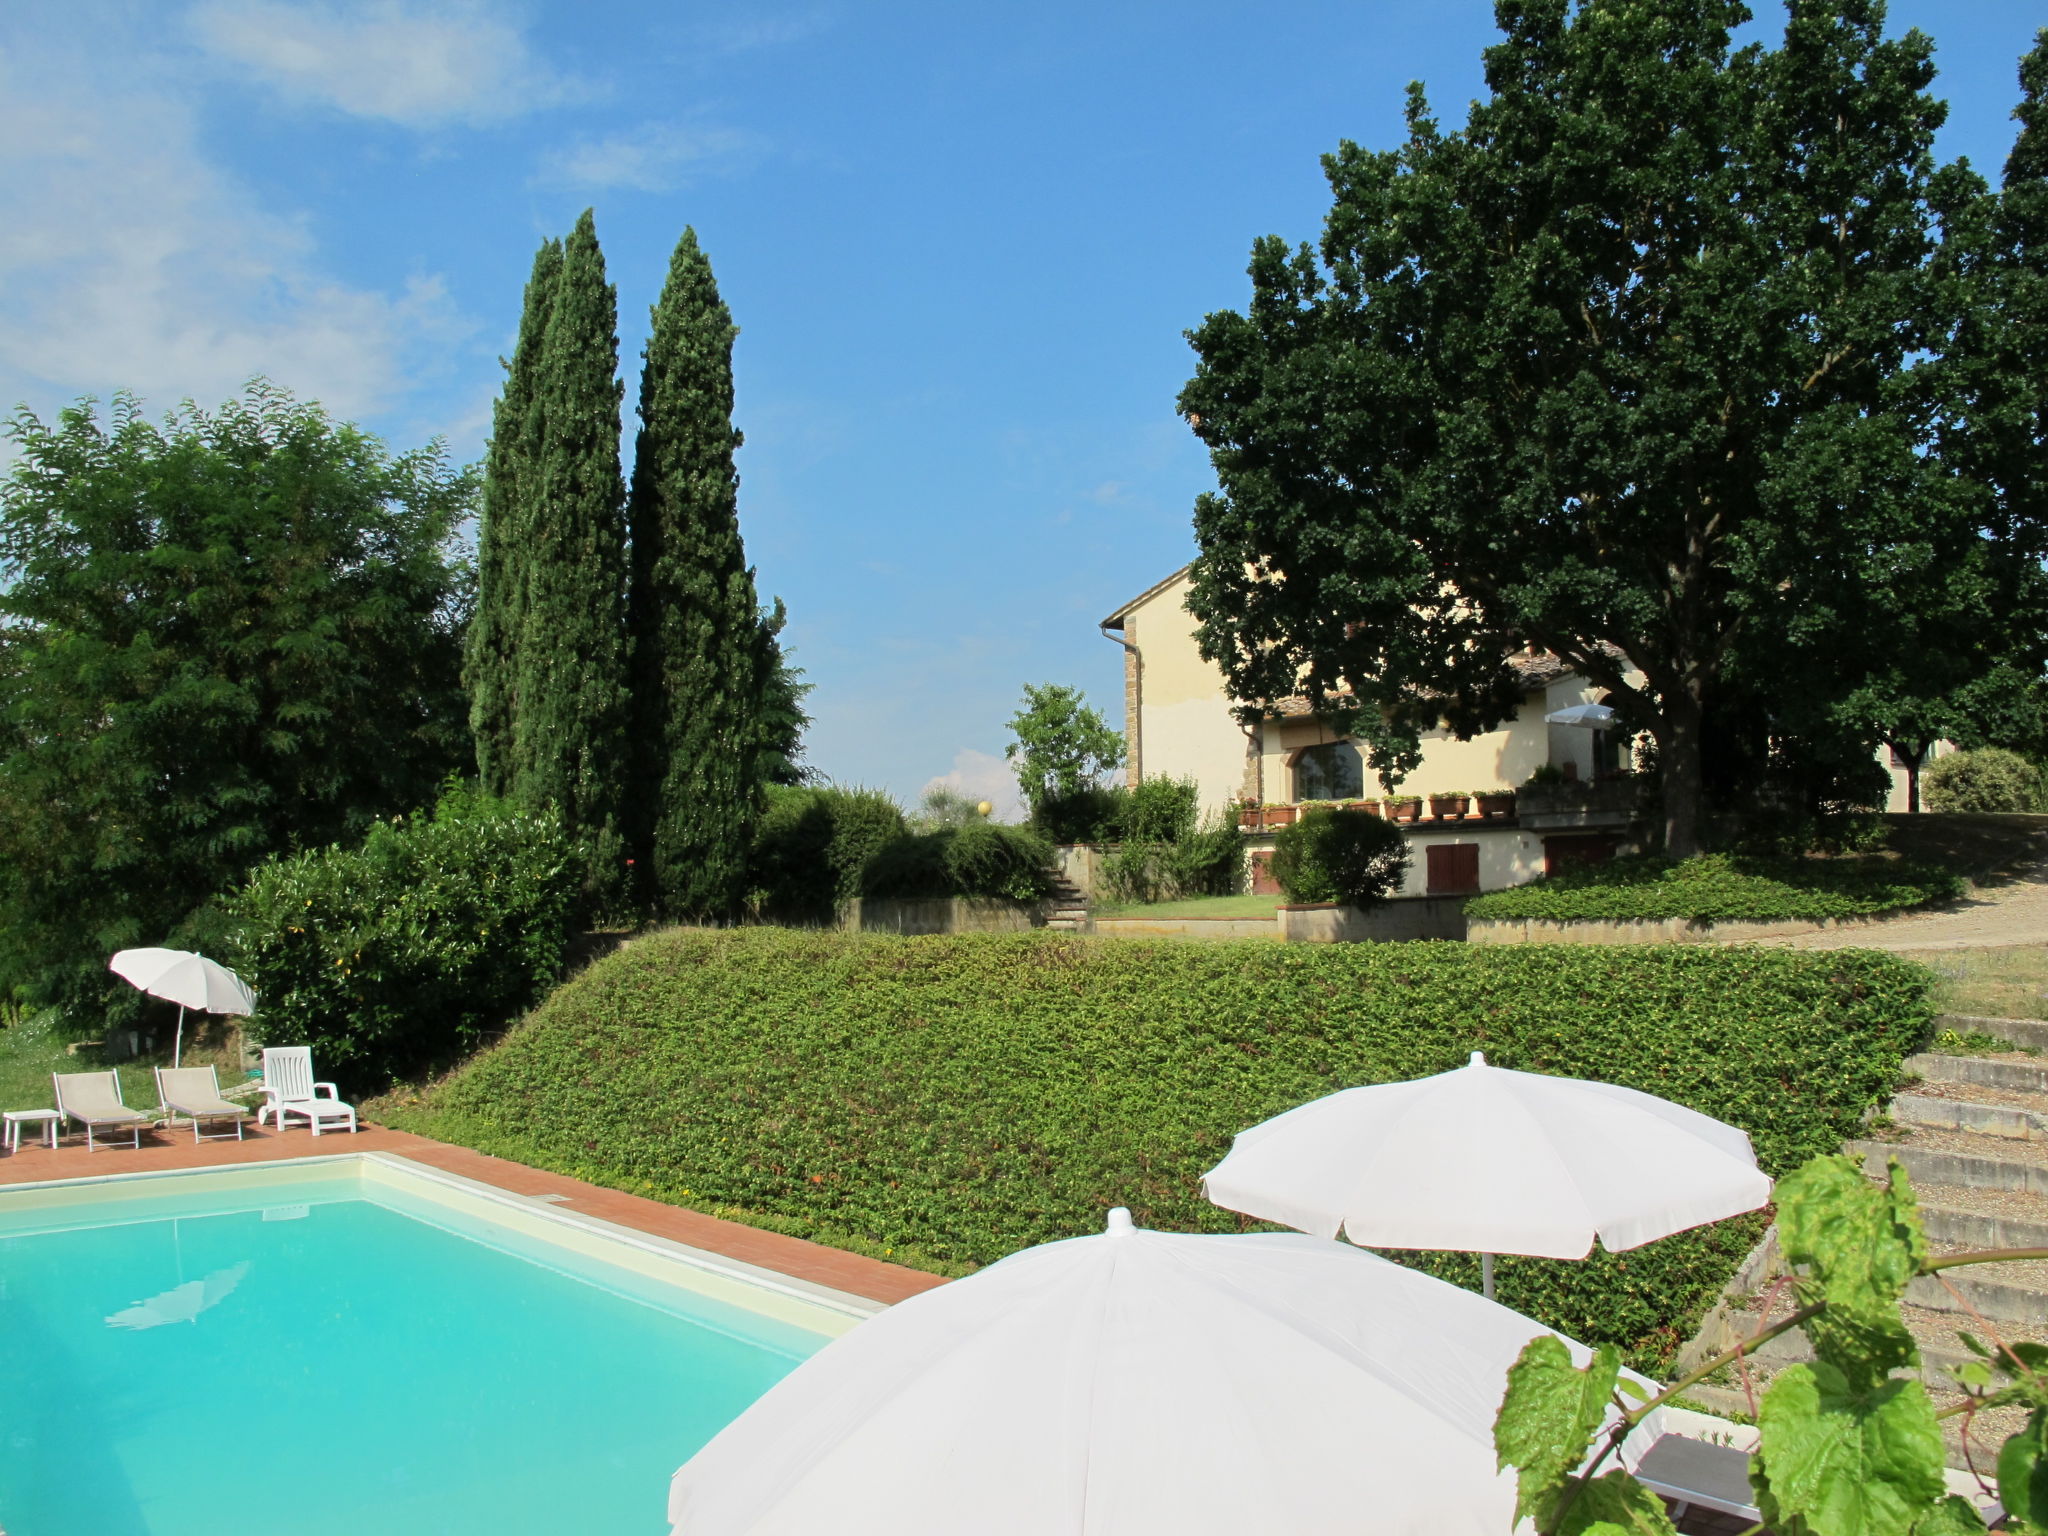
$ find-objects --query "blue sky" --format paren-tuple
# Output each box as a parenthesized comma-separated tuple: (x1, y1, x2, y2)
(2, 1, 2042, 815)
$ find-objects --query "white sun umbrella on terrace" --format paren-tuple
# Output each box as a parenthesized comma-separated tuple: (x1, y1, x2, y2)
(107, 948, 256, 1068)
(668, 1208, 1663, 1536)
(1543, 701, 1617, 728)
(1203, 1053, 1771, 1298)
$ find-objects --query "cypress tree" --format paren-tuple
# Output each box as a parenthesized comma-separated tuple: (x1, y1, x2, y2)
(627, 227, 770, 917)
(512, 209, 632, 900)
(464, 237, 561, 797)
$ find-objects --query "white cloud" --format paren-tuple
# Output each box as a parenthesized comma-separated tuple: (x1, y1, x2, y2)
(0, 43, 471, 432)
(922, 749, 1027, 824)
(536, 120, 763, 193)
(186, 0, 582, 127)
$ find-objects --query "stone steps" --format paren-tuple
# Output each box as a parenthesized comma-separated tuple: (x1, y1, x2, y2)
(1043, 874, 1090, 933)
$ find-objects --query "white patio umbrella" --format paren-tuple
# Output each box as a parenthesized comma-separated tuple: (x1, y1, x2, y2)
(1203, 1053, 1771, 1298)
(107, 948, 256, 1068)
(669, 1209, 1661, 1536)
(1543, 701, 1617, 728)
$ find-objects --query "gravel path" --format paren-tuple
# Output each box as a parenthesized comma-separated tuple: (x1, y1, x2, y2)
(1758, 858, 2048, 952)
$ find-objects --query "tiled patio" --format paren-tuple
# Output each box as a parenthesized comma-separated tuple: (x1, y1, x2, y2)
(0, 1119, 947, 1306)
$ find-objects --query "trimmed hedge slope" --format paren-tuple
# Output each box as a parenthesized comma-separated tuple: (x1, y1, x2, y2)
(386, 929, 1932, 1368)
(1464, 853, 1963, 923)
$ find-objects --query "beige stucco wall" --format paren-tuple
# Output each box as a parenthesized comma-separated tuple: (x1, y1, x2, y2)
(1120, 571, 1255, 816)
(1880, 741, 1959, 813)
(1260, 696, 1560, 804)
(1395, 828, 1549, 896)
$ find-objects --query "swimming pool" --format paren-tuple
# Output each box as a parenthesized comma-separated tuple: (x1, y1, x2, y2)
(0, 1155, 869, 1536)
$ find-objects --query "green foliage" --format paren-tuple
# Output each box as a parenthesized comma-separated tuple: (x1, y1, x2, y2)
(1498, 1151, 2048, 1536)
(0, 383, 474, 1021)
(909, 785, 985, 831)
(746, 785, 907, 923)
(1924, 748, 2047, 814)
(1181, 3, 2048, 861)
(389, 930, 1929, 1367)
(1030, 786, 1125, 845)
(508, 209, 633, 912)
(224, 785, 578, 1086)
(1097, 777, 1244, 905)
(1465, 854, 1964, 924)
(627, 227, 776, 919)
(1006, 683, 1123, 817)
(755, 602, 814, 789)
(861, 822, 1054, 903)
(466, 235, 560, 799)
(1268, 808, 1409, 906)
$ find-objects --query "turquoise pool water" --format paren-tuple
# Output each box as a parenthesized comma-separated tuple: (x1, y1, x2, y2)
(0, 1166, 836, 1535)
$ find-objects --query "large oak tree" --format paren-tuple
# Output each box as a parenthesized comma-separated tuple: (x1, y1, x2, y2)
(1181, 1, 2048, 855)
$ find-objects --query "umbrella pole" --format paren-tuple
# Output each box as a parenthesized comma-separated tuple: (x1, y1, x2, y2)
(174, 1004, 185, 1069)
(1481, 1253, 1495, 1301)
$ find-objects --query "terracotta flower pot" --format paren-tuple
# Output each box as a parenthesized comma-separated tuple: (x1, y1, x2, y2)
(1265, 805, 1299, 827)
(1428, 793, 1469, 821)
(1237, 807, 1263, 832)
(1387, 800, 1421, 824)
(1342, 799, 1380, 817)
(1475, 792, 1515, 820)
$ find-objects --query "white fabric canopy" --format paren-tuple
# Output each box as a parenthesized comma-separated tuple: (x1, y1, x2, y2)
(108, 948, 255, 1067)
(108, 949, 255, 1016)
(1203, 1053, 1770, 1261)
(1543, 702, 1617, 728)
(669, 1209, 1659, 1536)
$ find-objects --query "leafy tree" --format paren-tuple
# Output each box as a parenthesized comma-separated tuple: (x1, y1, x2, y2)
(465, 235, 561, 798)
(756, 601, 815, 788)
(1181, 0, 2042, 857)
(1005, 682, 1123, 820)
(0, 383, 473, 1018)
(626, 227, 777, 918)
(511, 209, 632, 906)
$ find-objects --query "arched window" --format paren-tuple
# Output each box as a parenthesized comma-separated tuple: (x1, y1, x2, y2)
(1293, 741, 1364, 802)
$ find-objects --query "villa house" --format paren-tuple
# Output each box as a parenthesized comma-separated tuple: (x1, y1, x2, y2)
(1100, 565, 1930, 898)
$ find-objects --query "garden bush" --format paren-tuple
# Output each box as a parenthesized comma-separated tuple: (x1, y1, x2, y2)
(386, 929, 1932, 1368)
(861, 821, 1054, 902)
(225, 785, 578, 1084)
(1098, 776, 1243, 904)
(1923, 748, 2046, 814)
(747, 785, 908, 923)
(1463, 852, 1963, 923)
(1268, 807, 1409, 905)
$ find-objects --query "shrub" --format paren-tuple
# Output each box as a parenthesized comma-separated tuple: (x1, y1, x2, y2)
(386, 929, 1933, 1369)
(1923, 748, 2045, 814)
(862, 822, 1054, 903)
(1030, 785, 1124, 844)
(1463, 852, 1963, 922)
(1268, 807, 1409, 905)
(748, 786, 907, 923)
(224, 785, 578, 1085)
(1116, 776, 1200, 844)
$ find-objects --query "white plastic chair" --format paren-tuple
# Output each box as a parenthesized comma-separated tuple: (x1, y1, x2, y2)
(256, 1047, 357, 1136)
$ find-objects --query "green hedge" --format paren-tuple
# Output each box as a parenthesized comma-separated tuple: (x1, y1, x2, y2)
(384, 930, 1930, 1369)
(1463, 852, 1964, 923)
(226, 786, 579, 1084)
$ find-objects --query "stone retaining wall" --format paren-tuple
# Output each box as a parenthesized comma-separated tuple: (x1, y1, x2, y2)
(836, 897, 1048, 935)
(1465, 913, 1908, 945)
(1091, 915, 1277, 939)
(1277, 897, 1469, 943)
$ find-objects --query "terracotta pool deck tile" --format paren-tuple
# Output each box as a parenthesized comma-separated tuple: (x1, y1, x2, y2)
(0, 1120, 947, 1307)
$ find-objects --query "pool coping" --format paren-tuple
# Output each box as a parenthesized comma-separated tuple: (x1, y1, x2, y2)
(0, 1149, 889, 1328)
(0, 1123, 949, 1307)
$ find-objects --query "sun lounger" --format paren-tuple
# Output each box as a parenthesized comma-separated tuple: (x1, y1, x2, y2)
(52, 1070, 148, 1152)
(154, 1065, 249, 1143)
(256, 1047, 357, 1136)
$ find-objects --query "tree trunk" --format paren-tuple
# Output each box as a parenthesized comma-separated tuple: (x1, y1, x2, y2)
(1660, 692, 1707, 859)
(1904, 747, 1925, 814)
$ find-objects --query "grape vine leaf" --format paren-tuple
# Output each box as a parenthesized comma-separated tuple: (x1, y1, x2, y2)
(1753, 1361, 1947, 1536)
(1495, 1336, 1621, 1527)
(1999, 1408, 2048, 1525)
(1775, 1154, 1926, 1386)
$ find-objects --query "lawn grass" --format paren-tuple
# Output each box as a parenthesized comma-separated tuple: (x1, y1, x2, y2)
(1091, 893, 1282, 920)
(1898, 945, 2048, 1023)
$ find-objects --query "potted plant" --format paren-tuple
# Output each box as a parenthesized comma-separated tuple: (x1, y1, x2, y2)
(1427, 791, 1469, 820)
(1385, 795, 1422, 824)
(1342, 798, 1382, 816)
(1473, 787, 1516, 819)
(1235, 802, 1263, 832)
(1264, 802, 1300, 827)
